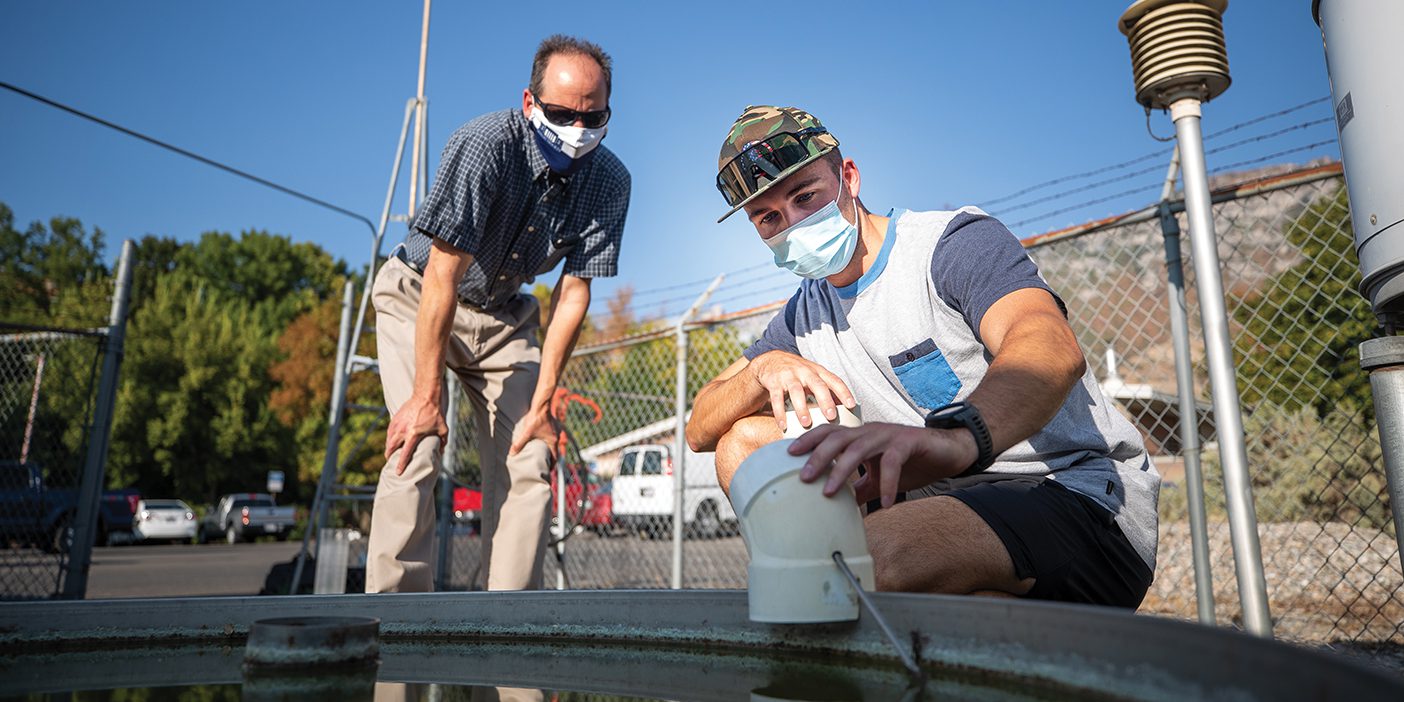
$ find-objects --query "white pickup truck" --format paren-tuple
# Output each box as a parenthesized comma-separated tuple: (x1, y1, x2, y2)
(611, 444, 737, 538)
(199, 493, 296, 544)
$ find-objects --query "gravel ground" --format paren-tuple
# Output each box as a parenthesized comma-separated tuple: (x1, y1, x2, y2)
(1143, 520, 1404, 676)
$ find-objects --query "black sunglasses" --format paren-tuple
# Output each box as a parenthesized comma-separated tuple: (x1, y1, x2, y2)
(715, 127, 831, 208)
(532, 94, 611, 129)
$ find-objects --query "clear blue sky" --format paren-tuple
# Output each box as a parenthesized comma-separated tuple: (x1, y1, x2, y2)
(1, 1, 1338, 320)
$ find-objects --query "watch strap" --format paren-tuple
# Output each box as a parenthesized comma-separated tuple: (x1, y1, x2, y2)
(925, 401, 995, 476)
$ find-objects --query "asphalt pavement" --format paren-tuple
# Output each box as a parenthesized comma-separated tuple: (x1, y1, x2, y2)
(85, 541, 303, 599)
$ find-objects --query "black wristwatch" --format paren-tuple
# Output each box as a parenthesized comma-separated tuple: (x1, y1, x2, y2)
(924, 401, 995, 476)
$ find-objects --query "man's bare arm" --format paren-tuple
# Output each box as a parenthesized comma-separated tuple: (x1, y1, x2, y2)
(384, 238, 473, 475)
(686, 357, 766, 453)
(510, 271, 591, 455)
(965, 288, 1087, 454)
(687, 351, 856, 452)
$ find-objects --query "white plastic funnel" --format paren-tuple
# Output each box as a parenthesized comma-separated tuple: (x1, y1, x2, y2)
(728, 439, 875, 623)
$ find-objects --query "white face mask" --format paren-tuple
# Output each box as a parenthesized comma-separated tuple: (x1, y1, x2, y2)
(529, 107, 607, 160)
(763, 191, 861, 280)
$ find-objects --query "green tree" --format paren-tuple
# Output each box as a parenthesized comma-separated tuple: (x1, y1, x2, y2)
(103, 229, 348, 502)
(269, 291, 386, 495)
(1233, 186, 1377, 417)
(0, 203, 108, 326)
(1182, 184, 1395, 532)
(174, 229, 348, 331)
(108, 275, 292, 501)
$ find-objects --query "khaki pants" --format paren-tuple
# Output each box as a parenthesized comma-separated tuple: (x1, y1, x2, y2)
(366, 257, 552, 592)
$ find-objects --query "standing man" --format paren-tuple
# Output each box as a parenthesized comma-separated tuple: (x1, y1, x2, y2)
(687, 106, 1158, 607)
(368, 35, 630, 592)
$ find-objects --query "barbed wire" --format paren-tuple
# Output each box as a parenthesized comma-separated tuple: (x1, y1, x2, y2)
(1008, 139, 1339, 231)
(627, 271, 796, 326)
(1007, 180, 1166, 230)
(1207, 140, 1338, 176)
(586, 260, 779, 319)
(991, 117, 1336, 217)
(1204, 117, 1335, 157)
(627, 260, 773, 302)
(704, 278, 798, 311)
(610, 267, 791, 318)
(978, 96, 1331, 209)
(1202, 95, 1332, 140)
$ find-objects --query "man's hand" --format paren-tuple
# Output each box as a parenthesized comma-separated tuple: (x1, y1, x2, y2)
(789, 422, 978, 508)
(747, 350, 856, 432)
(510, 402, 556, 456)
(384, 393, 449, 476)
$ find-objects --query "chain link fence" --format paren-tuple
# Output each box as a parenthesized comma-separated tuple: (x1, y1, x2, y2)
(439, 317, 765, 590)
(1027, 164, 1400, 651)
(430, 164, 1400, 654)
(0, 325, 106, 599)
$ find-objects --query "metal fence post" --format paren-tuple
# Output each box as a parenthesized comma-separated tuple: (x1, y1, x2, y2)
(672, 275, 725, 589)
(435, 374, 460, 591)
(1359, 337, 1404, 573)
(61, 239, 134, 599)
(291, 279, 356, 594)
(1156, 147, 1216, 626)
(1171, 99, 1272, 638)
(554, 443, 567, 590)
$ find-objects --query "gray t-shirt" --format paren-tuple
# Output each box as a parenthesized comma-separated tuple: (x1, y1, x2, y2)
(744, 208, 1161, 569)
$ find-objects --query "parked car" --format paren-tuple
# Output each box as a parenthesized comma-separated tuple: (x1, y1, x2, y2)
(132, 499, 198, 544)
(198, 493, 296, 544)
(449, 467, 613, 536)
(0, 459, 140, 552)
(549, 465, 614, 535)
(610, 444, 736, 538)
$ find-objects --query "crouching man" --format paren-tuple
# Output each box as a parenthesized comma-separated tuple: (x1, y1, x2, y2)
(685, 106, 1160, 608)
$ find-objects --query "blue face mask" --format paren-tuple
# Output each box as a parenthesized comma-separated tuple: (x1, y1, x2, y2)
(530, 107, 606, 176)
(764, 196, 860, 279)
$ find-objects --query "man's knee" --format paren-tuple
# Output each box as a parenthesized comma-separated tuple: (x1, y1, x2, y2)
(865, 511, 923, 592)
(863, 496, 1028, 595)
(715, 416, 781, 492)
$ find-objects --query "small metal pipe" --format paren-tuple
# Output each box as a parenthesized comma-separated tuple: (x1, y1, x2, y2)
(671, 275, 725, 589)
(1171, 97, 1272, 638)
(62, 240, 134, 599)
(1156, 146, 1216, 625)
(348, 98, 416, 368)
(1359, 337, 1404, 573)
(833, 552, 923, 681)
(19, 353, 45, 465)
(408, 0, 431, 214)
(291, 281, 357, 594)
(555, 446, 567, 590)
(435, 374, 460, 591)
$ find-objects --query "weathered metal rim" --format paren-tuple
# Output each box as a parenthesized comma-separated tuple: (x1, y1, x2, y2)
(1, 589, 1400, 701)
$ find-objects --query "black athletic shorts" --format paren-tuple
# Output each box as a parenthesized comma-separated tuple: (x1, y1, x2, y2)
(933, 476, 1153, 609)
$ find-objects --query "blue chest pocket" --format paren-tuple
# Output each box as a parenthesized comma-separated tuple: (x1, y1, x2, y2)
(890, 339, 961, 411)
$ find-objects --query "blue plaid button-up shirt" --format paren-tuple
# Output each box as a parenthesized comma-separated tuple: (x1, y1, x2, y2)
(402, 109, 631, 310)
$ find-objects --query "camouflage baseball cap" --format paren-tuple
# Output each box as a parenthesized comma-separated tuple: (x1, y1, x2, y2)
(715, 105, 839, 223)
